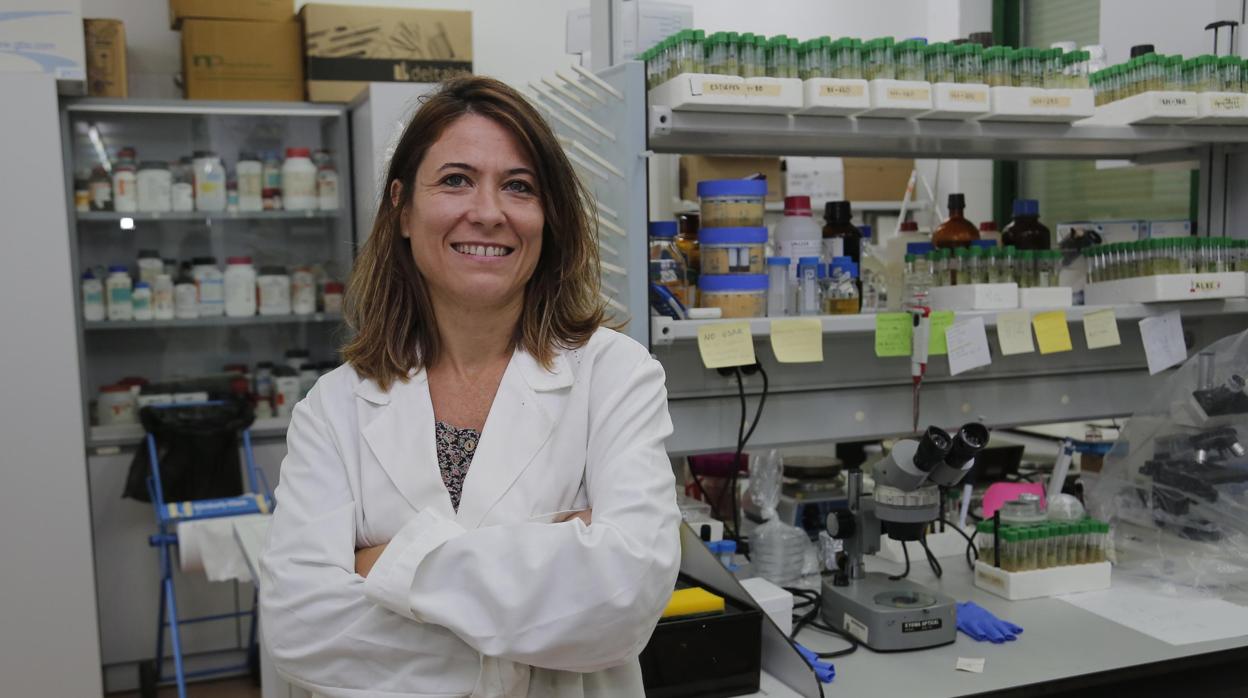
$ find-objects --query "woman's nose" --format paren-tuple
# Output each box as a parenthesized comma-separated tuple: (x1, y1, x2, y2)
(466, 186, 507, 228)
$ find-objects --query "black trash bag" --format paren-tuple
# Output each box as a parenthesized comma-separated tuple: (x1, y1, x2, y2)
(123, 397, 256, 504)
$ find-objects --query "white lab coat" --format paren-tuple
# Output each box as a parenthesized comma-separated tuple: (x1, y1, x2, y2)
(260, 328, 681, 698)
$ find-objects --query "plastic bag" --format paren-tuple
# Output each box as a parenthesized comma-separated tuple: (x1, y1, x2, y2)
(1086, 329, 1248, 596)
(746, 449, 818, 584)
(123, 398, 255, 503)
(748, 449, 784, 521)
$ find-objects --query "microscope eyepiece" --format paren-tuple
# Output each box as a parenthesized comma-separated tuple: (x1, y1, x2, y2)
(946, 422, 990, 469)
(913, 426, 952, 472)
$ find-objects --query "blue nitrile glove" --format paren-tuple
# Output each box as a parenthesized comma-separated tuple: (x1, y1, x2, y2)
(956, 601, 1024, 643)
(794, 642, 836, 683)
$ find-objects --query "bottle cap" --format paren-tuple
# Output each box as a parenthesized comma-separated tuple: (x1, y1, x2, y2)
(906, 242, 934, 256)
(824, 200, 852, 223)
(767, 256, 791, 266)
(138, 249, 160, 258)
(648, 221, 678, 238)
(784, 195, 812, 215)
(1012, 198, 1039, 217)
(134, 281, 151, 290)
(859, 224, 873, 240)
(1129, 43, 1155, 58)
(109, 264, 129, 273)
(227, 256, 253, 265)
(948, 193, 967, 210)
(979, 221, 998, 232)
(798, 256, 821, 266)
(900, 221, 919, 232)
(285, 147, 312, 158)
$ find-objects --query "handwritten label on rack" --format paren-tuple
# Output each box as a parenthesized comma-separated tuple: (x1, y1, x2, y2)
(1083, 309, 1122, 350)
(697, 321, 756, 369)
(928, 311, 956, 356)
(948, 88, 988, 104)
(1157, 94, 1194, 109)
(996, 311, 1035, 355)
(946, 317, 993, 376)
(745, 82, 782, 97)
(1033, 311, 1073, 354)
(1209, 95, 1244, 111)
(1029, 94, 1072, 108)
(770, 318, 823, 363)
(874, 313, 914, 358)
(691, 78, 744, 97)
(886, 86, 931, 101)
(1139, 311, 1187, 375)
(820, 83, 865, 98)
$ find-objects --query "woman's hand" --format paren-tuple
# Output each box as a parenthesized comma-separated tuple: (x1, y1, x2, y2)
(554, 509, 592, 525)
(355, 543, 388, 578)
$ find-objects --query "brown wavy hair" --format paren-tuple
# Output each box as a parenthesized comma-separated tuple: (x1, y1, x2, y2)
(342, 76, 605, 391)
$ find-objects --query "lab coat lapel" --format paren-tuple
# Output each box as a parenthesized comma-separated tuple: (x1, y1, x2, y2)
(455, 349, 574, 530)
(359, 371, 456, 519)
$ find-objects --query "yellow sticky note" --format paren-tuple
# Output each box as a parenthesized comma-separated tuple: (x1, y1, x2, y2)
(770, 318, 823, 363)
(1032, 311, 1073, 354)
(697, 321, 756, 369)
(928, 311, 956, 356)
(996, 311, 1035, 356)
(875, 313, 914, 358)
(1083, 309, 1122, 350)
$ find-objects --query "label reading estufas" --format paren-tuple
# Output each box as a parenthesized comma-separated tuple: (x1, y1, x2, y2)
(699, 80, 743, 96)
(948, 88, 987, 104)
(902, 618, 944, 633)
(821, 83, 865, 98)
(886, 86, 930, 101)
(745, 83, 782, 97)
(1030, 94, 1072, 108)
(1210, 95, 1245, 111)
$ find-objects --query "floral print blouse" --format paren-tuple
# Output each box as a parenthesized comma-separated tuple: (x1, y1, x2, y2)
(435, 420, 479, 511)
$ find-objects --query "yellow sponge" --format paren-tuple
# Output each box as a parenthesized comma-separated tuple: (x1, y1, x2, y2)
(661, 587, 726, 619)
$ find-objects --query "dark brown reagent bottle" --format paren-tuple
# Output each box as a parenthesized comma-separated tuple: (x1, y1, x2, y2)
(1001, 199, 1052, 250)
(822, 200, 861, 264)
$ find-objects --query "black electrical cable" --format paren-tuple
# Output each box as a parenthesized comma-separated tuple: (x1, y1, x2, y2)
(888, 542, 911, 581)
(786, 588, 858, 659)
(722, 364, 770, 553)
(920, 532, 943, 579)
(940, 517, 980, 571)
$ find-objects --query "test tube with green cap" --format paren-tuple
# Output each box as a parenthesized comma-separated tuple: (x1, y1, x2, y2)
(796, 39, 810, 80)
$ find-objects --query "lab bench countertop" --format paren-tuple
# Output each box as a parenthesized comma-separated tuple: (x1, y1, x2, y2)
(779, 555, 1248, 698)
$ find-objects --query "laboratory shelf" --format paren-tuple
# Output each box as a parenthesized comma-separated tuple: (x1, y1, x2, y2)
(76, 210, 342, 223)
(89, 416, 291, 449)
(651, 298, 1248, 344)
(647, 108, 1248, 163)
(84, 313, 342, 330)
(652, 299, 1248, 455)
(64, 98, 343, 118)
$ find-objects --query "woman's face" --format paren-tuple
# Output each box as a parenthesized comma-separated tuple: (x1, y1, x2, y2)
(399, 113, 544, 313)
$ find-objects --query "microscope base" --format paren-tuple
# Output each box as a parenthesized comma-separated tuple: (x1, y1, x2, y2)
(820, 573, 957, 651)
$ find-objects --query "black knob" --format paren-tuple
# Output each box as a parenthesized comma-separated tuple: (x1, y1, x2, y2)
(826, 510, 856, 539)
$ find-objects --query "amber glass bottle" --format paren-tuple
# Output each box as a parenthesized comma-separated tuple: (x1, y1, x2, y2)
(933, 193, 979, 249)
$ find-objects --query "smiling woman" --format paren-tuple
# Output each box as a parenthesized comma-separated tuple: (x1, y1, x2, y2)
(259, 76, 681, 698)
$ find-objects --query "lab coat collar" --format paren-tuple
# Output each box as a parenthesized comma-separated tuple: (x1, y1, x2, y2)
(356, 346, 574, 528)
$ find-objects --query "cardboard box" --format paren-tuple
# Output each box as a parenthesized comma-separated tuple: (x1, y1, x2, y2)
(300, 4, 472, 103)
(182, 19, 303, 101)
(679, 155, 783, 203)
(843, 158, 914, 201)
(169, 0, 292, 30)
(0, 0, 87, 86)
(84, 19, 126, 97)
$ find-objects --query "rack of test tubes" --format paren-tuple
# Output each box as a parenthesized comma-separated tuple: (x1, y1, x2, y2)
(973, 518, 1113, 600)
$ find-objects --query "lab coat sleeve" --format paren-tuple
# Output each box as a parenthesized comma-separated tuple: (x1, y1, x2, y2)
(259, 386, 471, 696)
(360, 351, 682, 672)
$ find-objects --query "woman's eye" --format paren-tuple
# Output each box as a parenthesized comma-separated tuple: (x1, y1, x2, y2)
(443, 174, 469, 187)
(505, 180, 534, 194)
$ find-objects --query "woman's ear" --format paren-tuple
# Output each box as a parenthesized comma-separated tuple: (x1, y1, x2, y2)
(391, 180, 410, 239)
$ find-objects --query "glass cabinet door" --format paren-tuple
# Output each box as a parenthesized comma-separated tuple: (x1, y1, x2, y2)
(62, 100, 354, 447)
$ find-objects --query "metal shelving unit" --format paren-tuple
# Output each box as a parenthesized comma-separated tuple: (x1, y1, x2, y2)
(648, 108, 1248, 163)
(637, 74, 1248, 453)
(78, 210, 339, 222)
(84, 313, 341, 331)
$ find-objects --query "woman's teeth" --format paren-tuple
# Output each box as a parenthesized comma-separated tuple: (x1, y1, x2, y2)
(453, 244, 513, 257)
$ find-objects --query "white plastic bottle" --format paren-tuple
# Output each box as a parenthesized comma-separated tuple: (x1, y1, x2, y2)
(174, 273, 199, 319)
(112, 164, 138, 213)
(774, 195, 823, 282)
(224, 256, 258, 317)
(105, 265, 133, 321)
(315, 150, 339, 210)
(193, 150, 227, 212)
(132, 281, 154, 320)
(282, 148, 317, 211)
(82, 271, 105, 321)
(291, 266, 316, 315)
(153, 273, 175, 320)
(236, 154, 263, 212)
(192, 256, 225, 317)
